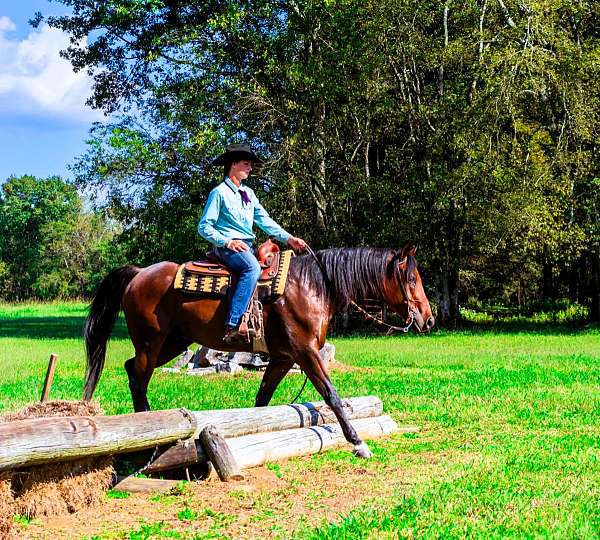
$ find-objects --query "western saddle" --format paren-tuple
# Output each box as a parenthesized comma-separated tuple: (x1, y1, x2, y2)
(186, 238, 282, 282)
(174, 239, 288, 354)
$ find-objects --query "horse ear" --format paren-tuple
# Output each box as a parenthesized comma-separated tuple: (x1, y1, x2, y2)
(400, 242, 417, 259)
(389, 251, 407, 271)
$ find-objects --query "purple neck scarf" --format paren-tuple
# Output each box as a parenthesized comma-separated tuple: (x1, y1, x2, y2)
(239, 189, 251, 205)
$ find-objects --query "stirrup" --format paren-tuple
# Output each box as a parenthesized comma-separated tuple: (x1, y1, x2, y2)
(223, 326, 250, 344)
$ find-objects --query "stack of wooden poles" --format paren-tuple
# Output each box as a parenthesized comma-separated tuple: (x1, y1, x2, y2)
(0, 396, 416, 482)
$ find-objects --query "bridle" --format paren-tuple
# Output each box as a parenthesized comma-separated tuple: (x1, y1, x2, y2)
(290, 245, 414, 404)
(305, 245, 416, 335)
(349, 300, 414, 335)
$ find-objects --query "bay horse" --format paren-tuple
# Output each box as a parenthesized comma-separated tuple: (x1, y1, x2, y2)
(83, 243, 434, 458)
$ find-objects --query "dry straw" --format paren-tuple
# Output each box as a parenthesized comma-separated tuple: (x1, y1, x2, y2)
(0, 400, 114, 537)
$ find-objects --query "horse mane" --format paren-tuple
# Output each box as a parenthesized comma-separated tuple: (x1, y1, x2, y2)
(290, 247, 414, 310)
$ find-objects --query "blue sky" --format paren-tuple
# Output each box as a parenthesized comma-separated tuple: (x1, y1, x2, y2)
(0, 1, 104, 182)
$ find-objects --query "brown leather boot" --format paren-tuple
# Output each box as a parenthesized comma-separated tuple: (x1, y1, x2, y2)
(223, 324, 250, 344)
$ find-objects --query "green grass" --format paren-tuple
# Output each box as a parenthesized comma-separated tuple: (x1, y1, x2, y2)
(1, 302, 599, 538)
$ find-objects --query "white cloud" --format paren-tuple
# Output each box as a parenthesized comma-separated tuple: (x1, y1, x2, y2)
(0, 17, 103, 124)
(0, 16, 16, 32)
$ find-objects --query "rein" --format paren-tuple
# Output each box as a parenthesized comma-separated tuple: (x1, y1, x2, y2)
(304, 245, 414, 335)
(349, 300, 414, 335)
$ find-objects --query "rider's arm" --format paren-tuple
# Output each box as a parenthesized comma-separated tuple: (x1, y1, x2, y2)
(198, 189, 230, 247)
(252, 195, 291, 244)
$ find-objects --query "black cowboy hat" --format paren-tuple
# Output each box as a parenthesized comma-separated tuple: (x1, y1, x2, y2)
(212, 144, 263, 166)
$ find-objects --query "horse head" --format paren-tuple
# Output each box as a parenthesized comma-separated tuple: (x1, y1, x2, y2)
(386, 243, 435, 333)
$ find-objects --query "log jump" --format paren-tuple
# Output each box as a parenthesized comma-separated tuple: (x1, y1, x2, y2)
(0, 396, 417, 481)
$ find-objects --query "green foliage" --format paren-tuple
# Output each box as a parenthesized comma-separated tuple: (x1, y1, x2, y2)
(106, 490, 131, 499)
(35, 0, 598, 323)
(177, 507, 198, 521)
(265, 462, 283, 479)
(12, 514, 42, 526)
(0, 176, 126, 301)
(125, 520, 181, 539)
(0, 175, 80, 299)
(461, 301, 590, 325)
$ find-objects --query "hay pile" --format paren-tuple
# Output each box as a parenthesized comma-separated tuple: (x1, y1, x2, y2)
(0, 472, 14, 538)
(0, 401, 114, 537)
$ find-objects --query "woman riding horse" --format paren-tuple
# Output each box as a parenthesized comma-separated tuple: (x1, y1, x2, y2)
(83, 152, 435, 458)
(198, 144, 307, 343)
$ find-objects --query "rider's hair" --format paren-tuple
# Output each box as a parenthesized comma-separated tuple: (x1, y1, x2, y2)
(226, 159, 247, 178)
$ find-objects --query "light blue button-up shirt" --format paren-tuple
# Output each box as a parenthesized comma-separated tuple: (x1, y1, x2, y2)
(198, 177, 291, 247)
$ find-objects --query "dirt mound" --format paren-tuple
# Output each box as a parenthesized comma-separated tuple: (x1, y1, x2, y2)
(0, 400, 114, 537)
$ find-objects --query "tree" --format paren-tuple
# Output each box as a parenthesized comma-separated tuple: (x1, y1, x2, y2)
(0, 176, 80, 300)
(0, 175, 125, 300)
(42, 0, 600, 323)
(34, 213, 126, 298)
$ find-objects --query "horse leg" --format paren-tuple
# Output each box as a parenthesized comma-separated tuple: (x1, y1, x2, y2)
(125, 336, 166, 412)
(125, 350, 157, 412)
(299, 349, 372, 458)
(125, 333, 191, 412)
(255, 359, 295, 407)
(124, 357, 145, 411)
(155, 332, 193, 369)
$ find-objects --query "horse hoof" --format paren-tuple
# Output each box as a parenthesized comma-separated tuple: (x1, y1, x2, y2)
(352, 442, 373, 459)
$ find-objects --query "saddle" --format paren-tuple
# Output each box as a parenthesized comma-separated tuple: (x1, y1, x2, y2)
(173, 239, 293, 300)
(173, 239, 293, 355)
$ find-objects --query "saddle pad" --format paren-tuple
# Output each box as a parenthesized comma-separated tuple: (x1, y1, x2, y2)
(173, 249, 294, 299)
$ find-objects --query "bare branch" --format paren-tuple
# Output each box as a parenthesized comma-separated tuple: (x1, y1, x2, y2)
(497, 0, 516, 28)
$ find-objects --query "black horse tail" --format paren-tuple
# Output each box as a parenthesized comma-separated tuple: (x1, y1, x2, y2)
(83, 265, 140, 401)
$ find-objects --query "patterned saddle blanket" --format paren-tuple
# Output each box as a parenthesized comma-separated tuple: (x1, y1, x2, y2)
(173, 249, 294, 301)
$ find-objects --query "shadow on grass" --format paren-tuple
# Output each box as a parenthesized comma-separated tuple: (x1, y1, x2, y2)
(0, 316, 130, 340)
(457, 320, 598, 335)
(331, 320, 597, 338)
(1, 312, 595, 341)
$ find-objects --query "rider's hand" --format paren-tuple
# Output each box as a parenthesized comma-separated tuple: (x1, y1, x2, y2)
(287, 236, 308, 253)
(226, 239, 249, 252)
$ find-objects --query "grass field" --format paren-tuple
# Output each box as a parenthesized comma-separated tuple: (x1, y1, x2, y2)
(0, 302, 599, 539)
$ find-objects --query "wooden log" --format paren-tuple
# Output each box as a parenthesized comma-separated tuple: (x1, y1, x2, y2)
(189, 395, 383, 438)
(0, 396, 381, 472)
(230, 415, 404, 469)
(199, 425, 244, 481)
(112, 476, 181, 494)
(40, 353, 58, 402)
(0, 408, 197, 471)
(141, 438, 203, 474)
(141, 396, 383, 474)
(144, 416, 416, 475)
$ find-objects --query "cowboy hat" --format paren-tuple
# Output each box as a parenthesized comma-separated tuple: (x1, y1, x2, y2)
(212, 144, 263, 166)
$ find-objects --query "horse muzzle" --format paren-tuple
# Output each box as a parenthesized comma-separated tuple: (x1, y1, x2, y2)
(412, 311, 435, 334)
(425, 315, 435, 332)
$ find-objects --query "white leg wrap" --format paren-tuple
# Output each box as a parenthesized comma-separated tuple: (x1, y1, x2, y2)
(352, 442, 373, 458)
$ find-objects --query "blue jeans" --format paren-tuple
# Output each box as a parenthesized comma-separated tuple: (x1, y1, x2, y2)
(214, 241, 261, 327)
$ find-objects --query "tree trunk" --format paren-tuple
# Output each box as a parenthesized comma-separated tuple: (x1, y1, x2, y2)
(578, 252, 588, 305)
(437, 270, 451, 323)
(568, 257, 580, 304)
(543, 245, 555, 301)
(312, 99, 328, 233)
(438, 200, 462, 327)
